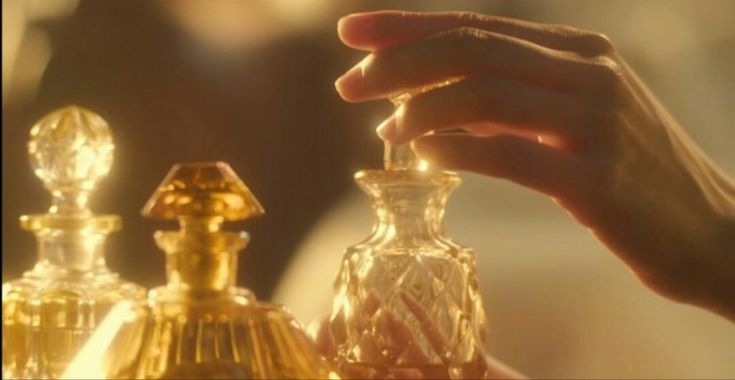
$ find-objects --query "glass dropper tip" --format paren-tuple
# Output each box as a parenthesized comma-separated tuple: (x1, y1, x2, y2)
(384, 94, 429, 171)
(383, 78, 463, 172)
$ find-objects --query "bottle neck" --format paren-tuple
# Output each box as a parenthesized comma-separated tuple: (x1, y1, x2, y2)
(372, 193, 446, 240)
(49, 189, 92, 216)
(357, 170, 459, 245)
(155, 230, 248, 294)
(32, 228, 110, 275)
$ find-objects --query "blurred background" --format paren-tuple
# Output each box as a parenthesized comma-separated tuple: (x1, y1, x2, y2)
(3, 1, 735, 378)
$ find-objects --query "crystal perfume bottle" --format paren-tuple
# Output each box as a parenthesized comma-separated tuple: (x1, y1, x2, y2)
(1, 106, 146, 379)
(327, 89, 491, 379)
(72, 162, 339, 379)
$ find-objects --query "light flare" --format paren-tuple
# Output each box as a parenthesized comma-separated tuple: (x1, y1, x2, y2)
(61, 301, 136, 380)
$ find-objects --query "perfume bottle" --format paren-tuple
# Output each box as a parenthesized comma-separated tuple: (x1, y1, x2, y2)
(1, 106, 146, 379)
(328, 88, 491, 379)
(75, 162, 339, 379)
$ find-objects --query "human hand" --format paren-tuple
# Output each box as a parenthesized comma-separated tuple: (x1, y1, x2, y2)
(334, 11, 735, 320)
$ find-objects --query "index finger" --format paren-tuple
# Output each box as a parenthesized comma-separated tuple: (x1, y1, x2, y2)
(338, 10, 609, 55)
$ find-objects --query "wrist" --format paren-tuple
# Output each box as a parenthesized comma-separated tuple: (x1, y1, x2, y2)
(707, 212, 735, 321)
(689, 168, 735, 321)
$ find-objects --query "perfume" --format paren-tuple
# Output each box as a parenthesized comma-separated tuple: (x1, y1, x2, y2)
(327, 86, 491, 378)
(2, 106, 146, 379)
(71, 162, 339, 379)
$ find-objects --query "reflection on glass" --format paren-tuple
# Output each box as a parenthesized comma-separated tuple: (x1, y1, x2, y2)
(328, 80, 492, 379)
(2, 106, 145, 379)
(68, 162, 339, 379)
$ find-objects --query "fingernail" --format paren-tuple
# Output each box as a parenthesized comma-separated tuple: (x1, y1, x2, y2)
(335, 65, 361, 99)
(376, 115, 397, 142)
(335, 55, 372, 100)
(338, 14, 375, 45)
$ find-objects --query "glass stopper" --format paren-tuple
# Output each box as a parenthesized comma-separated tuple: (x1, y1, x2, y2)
(141, 162, 264, 230)
(27, 105, 114, 216)
(383, 78, 463, 172)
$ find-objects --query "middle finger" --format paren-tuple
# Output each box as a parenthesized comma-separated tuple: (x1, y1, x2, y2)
(383, 75, 603, 148)
(335, 27, 606, 103)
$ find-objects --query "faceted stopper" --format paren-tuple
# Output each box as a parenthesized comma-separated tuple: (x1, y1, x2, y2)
(141, 162, 264, 224)
(20, 105, 119, 232)
(29, 105, 113, 195)
(27, 105, 114, 216)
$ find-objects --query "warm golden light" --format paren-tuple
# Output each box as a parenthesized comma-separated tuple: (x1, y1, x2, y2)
(1, 106, 144, 380)
(416, 159, 430, 172)
(327, 168, 489, 378)
(61, 301, 136, 380)
(73, 162, 339, 379)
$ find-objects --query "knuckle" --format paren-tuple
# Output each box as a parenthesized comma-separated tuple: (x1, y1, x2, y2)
(438, 26, 477, 46)
(440, 27, 488, 57)
(448, 26, 483, 40)
(578, 32, 615, 56)
(548, 25, 616, 56)
(452, 11, 486, 24)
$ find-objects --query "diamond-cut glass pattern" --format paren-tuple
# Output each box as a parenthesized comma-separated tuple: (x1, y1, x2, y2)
(2, 106, 145, 380)
(329, 170, 490, 379)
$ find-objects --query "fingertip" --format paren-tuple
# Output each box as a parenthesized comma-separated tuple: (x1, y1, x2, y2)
(334, 73, 359, 102)
(334, 55, 374, 102)
(334, 67, 363, 102)
(337, 13, 376, 49)
(376, 115, 397, 142)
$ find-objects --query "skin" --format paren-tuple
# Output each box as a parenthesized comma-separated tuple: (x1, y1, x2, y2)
(335, 9, 735, 321)
(323, 9, 735, 379)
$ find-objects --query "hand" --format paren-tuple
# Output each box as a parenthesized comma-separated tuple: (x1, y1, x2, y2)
(334, 11, 735, 321)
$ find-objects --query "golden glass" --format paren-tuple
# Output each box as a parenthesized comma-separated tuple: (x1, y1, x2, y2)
(327, 84, 491, 379)
(2, 106, 146, 379)
(68, 162, 339, 379)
